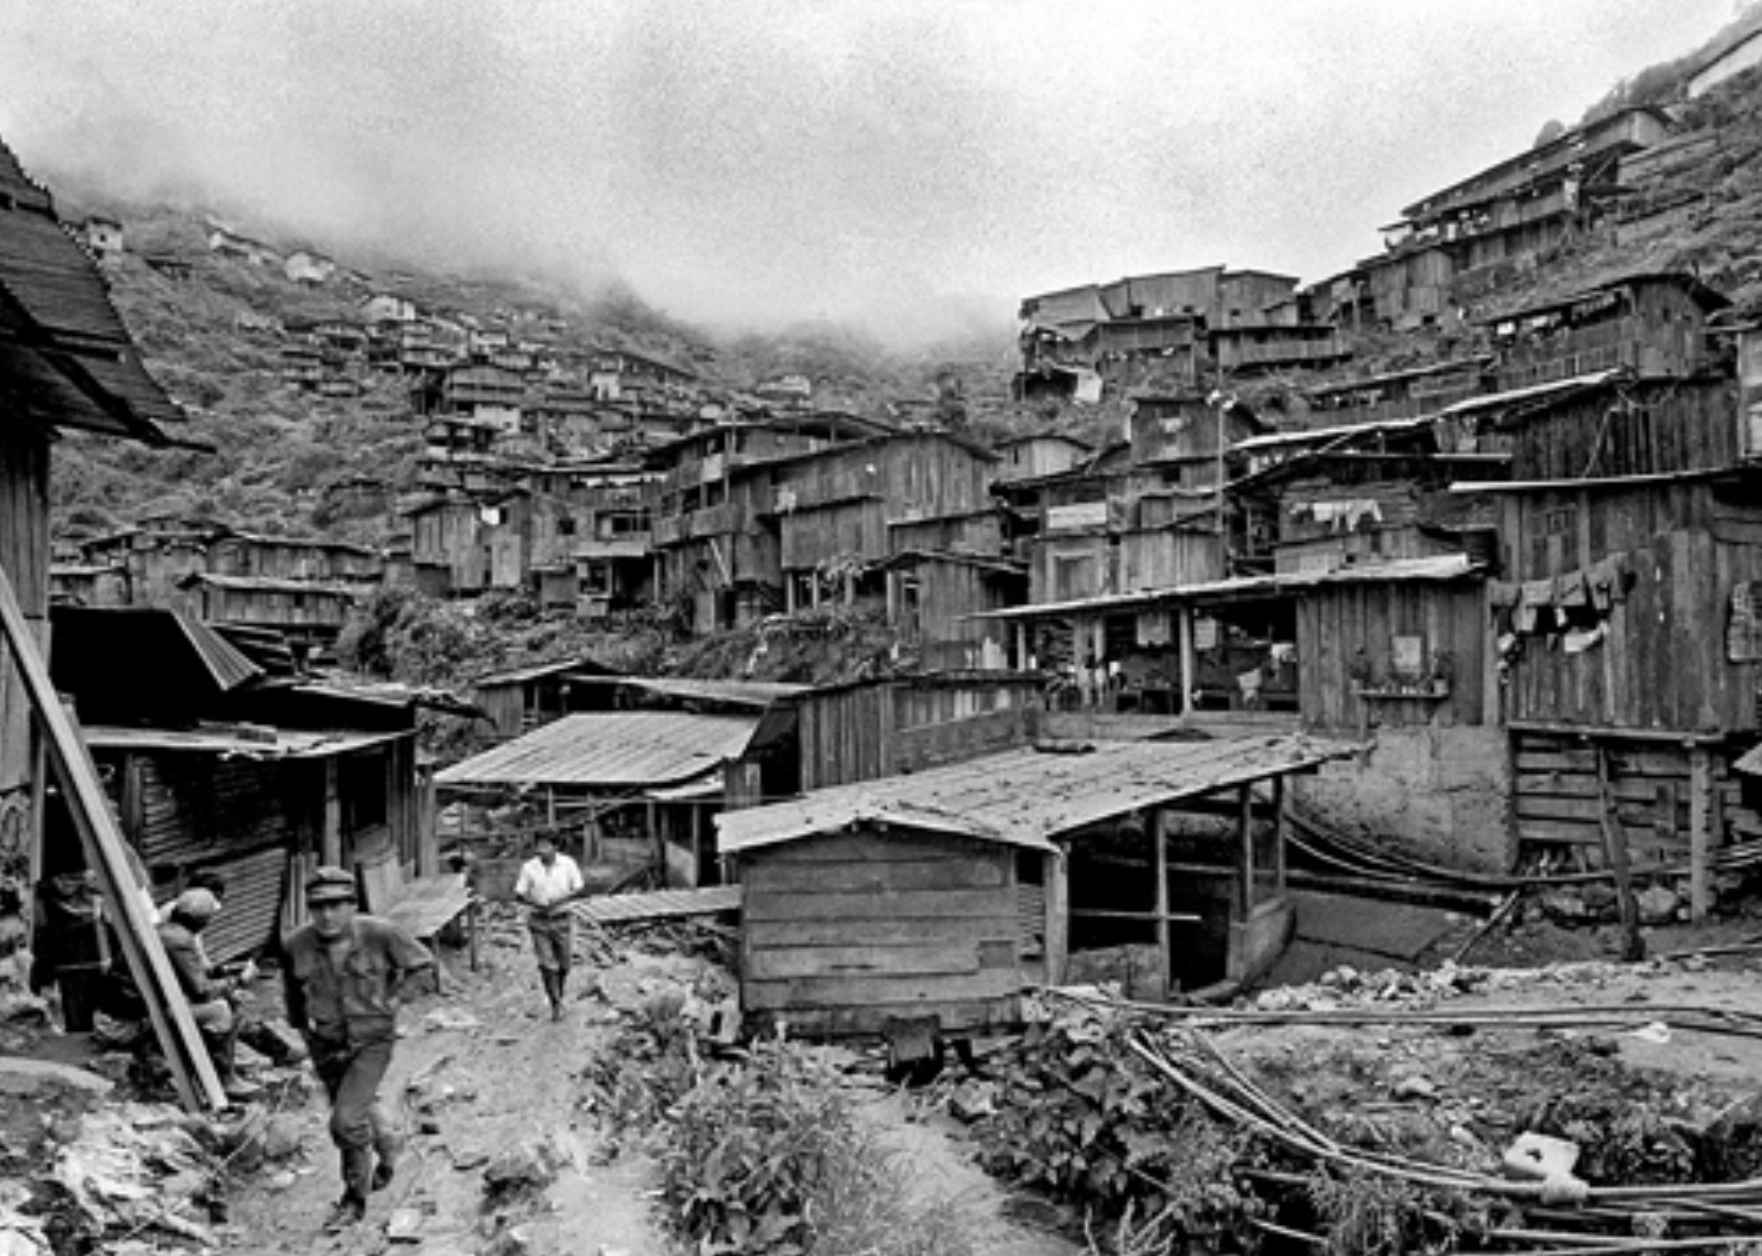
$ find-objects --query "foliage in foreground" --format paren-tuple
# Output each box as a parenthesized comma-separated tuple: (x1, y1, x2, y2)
(588, 1005, 978, 1256)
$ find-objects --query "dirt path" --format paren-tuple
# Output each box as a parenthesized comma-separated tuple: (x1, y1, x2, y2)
(227, 933, 667, 1256)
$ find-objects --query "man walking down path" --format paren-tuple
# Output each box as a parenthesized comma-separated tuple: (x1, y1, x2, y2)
(282, 866, 434, 1232)
(514, 834, 584, 1021)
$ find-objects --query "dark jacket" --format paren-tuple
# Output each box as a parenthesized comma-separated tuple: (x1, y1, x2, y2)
(281, 915, 432, 1044)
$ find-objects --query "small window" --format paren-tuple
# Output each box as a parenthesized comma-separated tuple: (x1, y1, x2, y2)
(1545, 506, 1576, 536)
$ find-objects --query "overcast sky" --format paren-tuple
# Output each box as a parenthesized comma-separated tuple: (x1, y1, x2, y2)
(0, 1, 1737, 344)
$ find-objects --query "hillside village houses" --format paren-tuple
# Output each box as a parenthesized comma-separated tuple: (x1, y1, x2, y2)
(23, 52, 1762, 1021)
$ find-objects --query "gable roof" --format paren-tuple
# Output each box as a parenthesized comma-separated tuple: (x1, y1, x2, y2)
(717, 734, 1351, 855)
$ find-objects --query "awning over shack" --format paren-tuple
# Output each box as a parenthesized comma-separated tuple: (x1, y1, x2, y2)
(966, 554, 1484, 622)
(718, 733, 1351, 855)
(435, 711, 761, 789)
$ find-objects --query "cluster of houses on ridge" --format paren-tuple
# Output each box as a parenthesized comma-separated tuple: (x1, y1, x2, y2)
(83, 210, 813, 467)
(14, 59, 1762, 1046)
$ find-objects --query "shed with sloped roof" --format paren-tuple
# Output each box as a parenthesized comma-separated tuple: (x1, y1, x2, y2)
(717, 733, 1352, 1036)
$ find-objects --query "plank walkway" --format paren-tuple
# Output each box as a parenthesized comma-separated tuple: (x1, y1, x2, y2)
(568, 884, 743, 926)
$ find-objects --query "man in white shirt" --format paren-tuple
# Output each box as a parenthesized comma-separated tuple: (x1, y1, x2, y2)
(513, 834, 585, 1020)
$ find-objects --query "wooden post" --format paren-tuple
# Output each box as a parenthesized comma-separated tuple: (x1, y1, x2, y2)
(1595, 744, 1645, 961)
(1271, 775, 1287, 897)
(1237, 783, 1255, 919)
(0, 564, 225, 1112)
(1015, 622, 1029, 672)
(1043, 846, 1069, 986)
(1689, 746, 1712, 922)
(1177, 605, 1195, 717)
(1151, 809, 1170, 999)
(689, 803, 703, 889)
(321, 759, 342, 866)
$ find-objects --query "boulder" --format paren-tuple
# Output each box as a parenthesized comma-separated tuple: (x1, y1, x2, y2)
(1635, 885, 1679, 926)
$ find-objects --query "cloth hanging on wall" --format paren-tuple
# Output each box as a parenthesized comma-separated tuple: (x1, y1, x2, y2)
(1489, 552, 1632, 636)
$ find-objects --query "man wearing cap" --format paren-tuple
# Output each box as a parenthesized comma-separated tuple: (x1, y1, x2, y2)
(514, 833, 585, 1021)
(282, 866, 433, 1230)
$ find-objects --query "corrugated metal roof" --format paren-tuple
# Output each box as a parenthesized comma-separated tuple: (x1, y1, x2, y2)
(569, 884, 742, 926)
(170, 609, 263, 691)
(610, 677, 809, 707)
(83, 725, 407, 758)
(719, 733, 1354, 855)
(968, 554, 1483, 622)
(434, 711, 760, 788)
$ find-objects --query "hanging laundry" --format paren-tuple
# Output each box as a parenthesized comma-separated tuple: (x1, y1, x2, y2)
(1557, 570, 1588, 609)
(1563, 623, 1607, 654)
(1237, 667, 1263, 708)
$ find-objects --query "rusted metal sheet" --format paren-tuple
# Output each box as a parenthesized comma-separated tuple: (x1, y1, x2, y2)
(435, 711, 761, 789)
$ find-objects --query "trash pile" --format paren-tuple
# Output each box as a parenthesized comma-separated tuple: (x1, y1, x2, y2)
(0, 1060, 253, 1255)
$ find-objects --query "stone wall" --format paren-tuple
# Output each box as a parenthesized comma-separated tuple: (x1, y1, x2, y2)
(1292, 724, 1513, 873)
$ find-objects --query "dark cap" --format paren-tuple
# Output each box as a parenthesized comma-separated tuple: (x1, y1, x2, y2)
(305, 866, 358, 905)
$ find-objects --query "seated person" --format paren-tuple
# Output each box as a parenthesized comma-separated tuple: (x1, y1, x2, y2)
(158, 888, 260, 1100)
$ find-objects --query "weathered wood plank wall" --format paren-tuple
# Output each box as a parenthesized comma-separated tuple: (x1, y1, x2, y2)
(1296, 579, 1488, 732)
(740, 829, 1022, 1036)
(1498, 483, 1762, 733)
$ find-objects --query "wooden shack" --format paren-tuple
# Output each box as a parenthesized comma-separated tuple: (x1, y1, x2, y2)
(471, 656, 621, 740)
(175, 571, 356, 644)
(48, 606, 427, 962)
(1466, 369, 1762, 895)
(794, 672, 1045, 791)
(0, 130, 184, 834)
(718, 735, 1349, 1036)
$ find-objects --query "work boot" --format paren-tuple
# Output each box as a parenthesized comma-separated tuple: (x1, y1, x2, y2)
(215, 1038, 262, 1102)
(340, 1147, 375, 1208)
(323, 1193, 366, 1232)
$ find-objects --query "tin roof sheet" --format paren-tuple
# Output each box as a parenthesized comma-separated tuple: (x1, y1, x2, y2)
(434, 711, 761, 788)
(718, 734, 1353, 855)
(82, 725, 406, 758)
(968, 554, 1483, 621)
(607, 677, 810, 707)
(473, 656, 622, 688)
